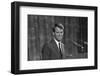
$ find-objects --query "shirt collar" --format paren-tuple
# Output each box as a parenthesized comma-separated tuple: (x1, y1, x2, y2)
(54, 38, 61, 48)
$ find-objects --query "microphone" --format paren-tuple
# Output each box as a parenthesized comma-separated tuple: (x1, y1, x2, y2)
(70, 40, 84, 49)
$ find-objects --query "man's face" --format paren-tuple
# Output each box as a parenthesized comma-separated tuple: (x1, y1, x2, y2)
(54, 27, 64, 41)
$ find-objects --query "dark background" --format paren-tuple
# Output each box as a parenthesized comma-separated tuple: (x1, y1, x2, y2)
(28, 15, 88, 61)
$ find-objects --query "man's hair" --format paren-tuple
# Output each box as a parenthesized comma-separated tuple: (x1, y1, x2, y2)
(52, 23, 64, 32)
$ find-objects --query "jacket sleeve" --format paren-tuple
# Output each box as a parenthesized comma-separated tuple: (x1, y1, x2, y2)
(42, 43, 51, 60)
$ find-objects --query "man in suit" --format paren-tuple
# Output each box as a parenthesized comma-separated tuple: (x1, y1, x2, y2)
(42, 23, 66, 60)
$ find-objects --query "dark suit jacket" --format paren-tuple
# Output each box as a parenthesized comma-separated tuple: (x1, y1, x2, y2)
(42, 39, 66, 60)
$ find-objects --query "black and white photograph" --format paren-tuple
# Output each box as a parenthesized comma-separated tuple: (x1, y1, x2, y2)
(28, 15, 88, 61)
(11, 1, 97, 74)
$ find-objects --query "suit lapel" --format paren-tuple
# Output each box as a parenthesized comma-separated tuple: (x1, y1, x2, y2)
(50, 39, 59, 52)
(51, 39, 66, 59)
(50, 39, 63, 58)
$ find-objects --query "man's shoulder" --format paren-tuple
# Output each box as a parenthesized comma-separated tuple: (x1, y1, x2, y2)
(43, 39, 52, 47)
(47, 39, 54, 46)
(42, 40, 53, 52)
(44, 39, 55, 47)
(62, 42, 64, 45)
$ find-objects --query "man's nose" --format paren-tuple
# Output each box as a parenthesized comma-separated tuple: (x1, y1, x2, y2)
(59, 34, 62, 36)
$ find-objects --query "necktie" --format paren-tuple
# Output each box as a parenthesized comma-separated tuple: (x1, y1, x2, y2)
(59, 42, 62, 58)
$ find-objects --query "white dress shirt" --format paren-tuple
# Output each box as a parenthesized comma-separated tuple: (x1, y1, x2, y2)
(54, 38, 62, 50)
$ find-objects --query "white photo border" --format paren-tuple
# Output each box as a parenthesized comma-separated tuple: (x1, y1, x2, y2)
(20, 6, 95, 70)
